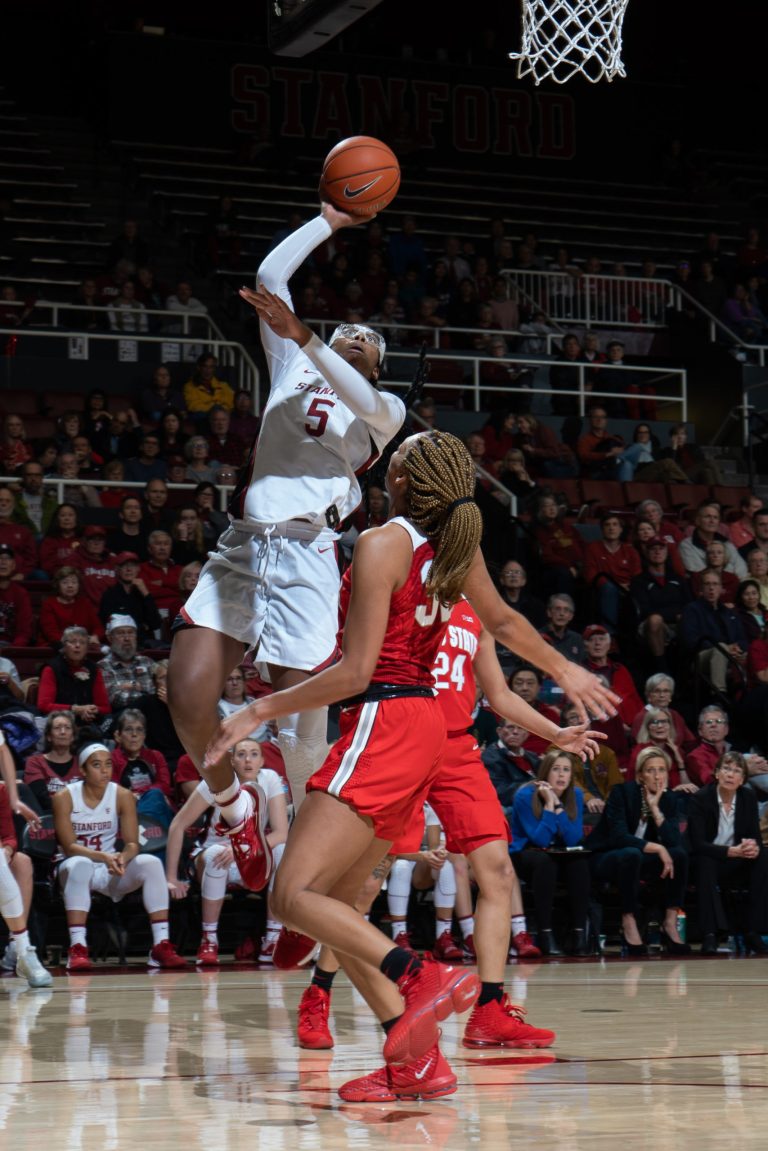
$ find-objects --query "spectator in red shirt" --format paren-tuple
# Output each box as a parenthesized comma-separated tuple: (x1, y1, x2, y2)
(584, 514, 642, 632)
(726, 493, 764, 552)
(508, 665, 560, 756)
(581, 624, 643, 729)
(0, 415, 32, 475)
(39, 503, 82, 577)
(685, 706, 731, 787)
(74, 525, 117, 606)
(38, 567, 104, 649)
(110, 708, 173, 801)
(0, 547, 32, 644)
(23, 711, 79, 811)
(37, 626, 111, 722)
(533, 493, 584, 600)
(0, 486, 36, 578)
(139, 531, 183, 619)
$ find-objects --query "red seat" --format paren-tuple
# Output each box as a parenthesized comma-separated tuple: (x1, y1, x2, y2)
(624, 481, 668, 510)
(550, 478, 582, 513)
(666, 483, 711, 515)
(580, 480, 626, 514)
(3, 646, 54, 679)
(0, 394, 41, 418)
(23, 417, 57, 442)
(711, 484, 750, 514)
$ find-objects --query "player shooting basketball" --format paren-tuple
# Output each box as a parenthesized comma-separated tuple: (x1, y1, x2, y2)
(167, 202, 406, 878)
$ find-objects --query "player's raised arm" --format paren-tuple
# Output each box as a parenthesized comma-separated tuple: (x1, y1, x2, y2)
(472, 626, 604, 760)
(462, 549, 621, 724)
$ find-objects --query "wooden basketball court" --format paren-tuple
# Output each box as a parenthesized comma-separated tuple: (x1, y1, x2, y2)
(3, 955, 767, 1149)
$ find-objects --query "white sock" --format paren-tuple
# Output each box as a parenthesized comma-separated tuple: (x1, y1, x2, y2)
(265, 919, 281, 937)
(69, 925, 87, 948)
(511, 915, 528, 935)
(390, 919, 407, 937)
(458, 915, 475, 939)
(151, 919, 170, 946)
(12, 929, 30, 952)
(213, 781, 252, 828)
(436, 917, 453, 935)
(202, 922, 218, 943)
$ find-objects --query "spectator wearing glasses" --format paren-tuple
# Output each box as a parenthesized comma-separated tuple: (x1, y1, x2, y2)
(688, 751, 768, 955)
(12, 461, 58, 537)
(628, 709, 698, 795)
(685, 707, 732, 787)
(539, 594, 584, 663)
(496, 560, 546, 630)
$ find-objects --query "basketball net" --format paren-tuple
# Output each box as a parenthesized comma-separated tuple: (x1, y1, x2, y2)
(509, 0, 630, 85)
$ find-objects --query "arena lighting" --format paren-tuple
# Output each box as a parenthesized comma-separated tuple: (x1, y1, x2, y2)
(268, 0, 386, 56)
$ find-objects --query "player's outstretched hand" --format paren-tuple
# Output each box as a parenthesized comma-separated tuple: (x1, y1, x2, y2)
(321, 202, 371, 231)
(204, 703, 268, 768)
(553, 723, 606, 762)
(239, 284, 312, 347)
(554, 662, 621, 723)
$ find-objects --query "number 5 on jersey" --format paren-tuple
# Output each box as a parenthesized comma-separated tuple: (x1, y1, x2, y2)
(305, 397, 336, 437)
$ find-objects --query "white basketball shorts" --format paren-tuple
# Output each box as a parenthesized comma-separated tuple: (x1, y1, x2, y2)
(181, 522, 341, 674)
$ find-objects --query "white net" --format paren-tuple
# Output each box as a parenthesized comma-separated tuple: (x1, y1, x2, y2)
(509, 0, 630, 85)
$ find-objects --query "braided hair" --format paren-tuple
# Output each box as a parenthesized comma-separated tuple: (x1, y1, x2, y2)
(401, 430, 482, 604)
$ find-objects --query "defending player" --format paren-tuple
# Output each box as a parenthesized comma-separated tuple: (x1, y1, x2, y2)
(296, 600, 585, 1068)
(205, 431, 606, 1101)
(167, 203, 405, 859)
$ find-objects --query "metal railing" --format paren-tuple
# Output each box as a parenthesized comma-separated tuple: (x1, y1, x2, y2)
(673, 287, 768, 368)
(499, 268, 678, 330)
(0, 326, 261, 408)
(1, 298, 227, 342)
(1, 476, 234, 513)
(304, 317, 686, 419)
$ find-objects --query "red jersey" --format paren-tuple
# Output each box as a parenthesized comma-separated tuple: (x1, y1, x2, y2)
(432, 600, 482, 733)
(338, 517, 448, 688)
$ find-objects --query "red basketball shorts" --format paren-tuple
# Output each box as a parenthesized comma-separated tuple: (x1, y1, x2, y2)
(427, 731, 510, 855)
(307, 696, 446, 844)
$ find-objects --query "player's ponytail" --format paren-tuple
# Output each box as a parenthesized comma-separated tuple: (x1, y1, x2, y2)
(402, 430, 482, 604)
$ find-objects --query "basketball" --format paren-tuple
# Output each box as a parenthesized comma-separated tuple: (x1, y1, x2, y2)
(319, 136, 400, 216)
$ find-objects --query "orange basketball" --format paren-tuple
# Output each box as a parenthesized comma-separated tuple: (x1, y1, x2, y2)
(319, 136, 400, 217)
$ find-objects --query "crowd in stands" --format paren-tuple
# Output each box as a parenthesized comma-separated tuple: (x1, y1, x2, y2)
(1, 209, 768, 972)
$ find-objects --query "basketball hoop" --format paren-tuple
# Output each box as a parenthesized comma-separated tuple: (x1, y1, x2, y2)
(509, 0, 630, 85)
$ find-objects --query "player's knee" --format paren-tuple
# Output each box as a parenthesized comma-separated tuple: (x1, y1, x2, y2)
(270, 870, 301, 926)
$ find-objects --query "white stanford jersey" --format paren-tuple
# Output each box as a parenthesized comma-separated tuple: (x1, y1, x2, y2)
(67, 780, 119, 854)
(230, 215, 404, 529)
(432, 600, 482, 734)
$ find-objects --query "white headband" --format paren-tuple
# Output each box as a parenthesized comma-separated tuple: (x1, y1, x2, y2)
(78, 743, 110, 768)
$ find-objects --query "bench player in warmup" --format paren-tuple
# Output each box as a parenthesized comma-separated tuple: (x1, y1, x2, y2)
(167, 204, 405, 910)
(52, 741, 187, 971)
(205, 430, 608, 1102)
(293, 597, 600, 1067)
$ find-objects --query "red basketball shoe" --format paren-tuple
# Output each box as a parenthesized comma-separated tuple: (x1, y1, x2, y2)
(297, 985, 334, 1049)
(432, 928, 464, 962)
(196, 938, 220, 966)
(463, 995, 556, 1048)
(392, 929, 415, 953)
(273, 927, 318, 970)
(66, 944, 92, 972)
(383, 956, 480, 1064)
(508, 930, 542, 961)
(214, 783, 272, 892)
(339, 1043, 457, 1102)
(148, 940, 188, 969)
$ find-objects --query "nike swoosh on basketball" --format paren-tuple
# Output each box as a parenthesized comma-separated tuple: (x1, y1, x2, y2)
(343, 177, 381, 199)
